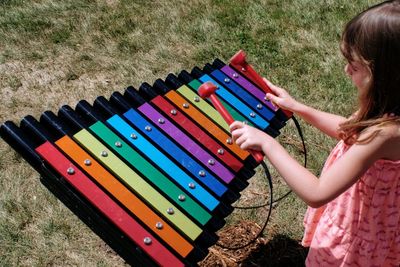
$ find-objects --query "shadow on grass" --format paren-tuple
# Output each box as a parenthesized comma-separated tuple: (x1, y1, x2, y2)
(240, 234, 309, 267)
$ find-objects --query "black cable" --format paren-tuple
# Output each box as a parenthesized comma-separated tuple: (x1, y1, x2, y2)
(292, 115, 307, 167)
(216, 161, 273, 250)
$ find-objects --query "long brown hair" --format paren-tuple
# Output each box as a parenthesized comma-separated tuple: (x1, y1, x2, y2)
(339, 0, 400, 144)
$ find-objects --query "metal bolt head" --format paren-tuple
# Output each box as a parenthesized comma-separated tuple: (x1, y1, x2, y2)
(115, 141, 122, 147)
(170, 109, 177, 115)
(217, 148, 224, 155)
(194, 96, 200, 102)
(188, 182, 196, 189)
(199, 170, 206, 177)
(182, 103, 189, 109)
(178, 194, 186, 201)
(143, 237, 152, 245)
(250, 112, 256, 118)
(257, 103, 263, 109)
(101, 151, 108, 157)
(233, 73, 239, 78)
(155, 222, 163, 229)
(241, 67, 246, 72)
(226, 138, 233, 145)
(67, 167, 75, 175)
(167, 208, 174, 215)
(145, 125, 152, 131)
(158, 118, 165, 124)
(224, 78, 230, 83)
(84, 159, 91, 166)
(208, 159, 215, 166)
(130, 133, 137, 139)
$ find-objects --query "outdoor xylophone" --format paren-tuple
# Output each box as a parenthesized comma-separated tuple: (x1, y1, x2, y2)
(0, 51, 293, 266)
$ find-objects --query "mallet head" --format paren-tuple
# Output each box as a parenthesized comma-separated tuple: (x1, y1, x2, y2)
(230, 50, 247, 66)
(198, 82, 218, 99)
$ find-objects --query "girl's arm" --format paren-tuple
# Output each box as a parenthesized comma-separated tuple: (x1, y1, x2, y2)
(265, 79, 347, 139)
(230, 122, 398, 208)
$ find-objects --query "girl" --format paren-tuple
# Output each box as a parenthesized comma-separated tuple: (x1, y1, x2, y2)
(230, 1, 400, 266)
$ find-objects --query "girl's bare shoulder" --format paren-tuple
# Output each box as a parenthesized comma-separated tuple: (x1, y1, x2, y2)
(377, 122, 400, 161)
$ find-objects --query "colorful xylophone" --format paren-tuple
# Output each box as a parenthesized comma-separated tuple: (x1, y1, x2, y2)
(0, 56, 289, 266)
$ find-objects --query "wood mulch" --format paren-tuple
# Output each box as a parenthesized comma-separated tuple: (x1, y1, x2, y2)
(198, 220, 308, 267)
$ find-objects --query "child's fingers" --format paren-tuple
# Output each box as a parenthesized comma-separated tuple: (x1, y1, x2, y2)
(229, 121, 245, 132)
(265, 93, 280, 108)
(263, 78, 281, 95)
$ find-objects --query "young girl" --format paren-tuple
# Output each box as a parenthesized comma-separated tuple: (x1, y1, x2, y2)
(230, 1, 400, 266)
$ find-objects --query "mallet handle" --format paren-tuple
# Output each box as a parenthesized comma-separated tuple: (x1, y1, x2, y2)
(199, 83, 264, 163)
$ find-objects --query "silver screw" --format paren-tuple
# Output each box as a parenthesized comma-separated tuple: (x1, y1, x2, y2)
(101, 151, 108, 157)
(208, 159, 215, 165)
(178, 194, 186, 201)
(224, 78, 230, 83)
(143, 237, 152, 245)
(115, 141, 122, 147)
(155, 222, 163, 229)
(145, 126, 152, 131)
(199, 170, 206, 177)
(167, 208, 174, 215)
(171, 109, 177, 115)
(218, 148, 224, 155)
(67, 167, 75, 175)
(130, 133, 137, 139)
(84, 159, 91, 166)
(158, 118, 165, 124)
(188, 182, 196, 189)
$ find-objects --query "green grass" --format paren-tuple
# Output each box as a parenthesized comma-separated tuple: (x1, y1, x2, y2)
(0, 0, 380, 266)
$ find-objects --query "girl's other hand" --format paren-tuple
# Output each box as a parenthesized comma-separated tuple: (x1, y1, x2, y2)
(263, 78, 299, 112)
(230, 121, 271, 152)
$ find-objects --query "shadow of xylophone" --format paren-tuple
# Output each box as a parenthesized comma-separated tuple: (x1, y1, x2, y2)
(0, 57, 291, 266)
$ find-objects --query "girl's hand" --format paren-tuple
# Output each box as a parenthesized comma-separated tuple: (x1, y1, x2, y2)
(263, 78, 299, 112)
(230, 121, 271, 152)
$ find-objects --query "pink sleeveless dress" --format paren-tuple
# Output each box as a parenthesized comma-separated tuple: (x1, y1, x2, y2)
(302, 140, 400, 267)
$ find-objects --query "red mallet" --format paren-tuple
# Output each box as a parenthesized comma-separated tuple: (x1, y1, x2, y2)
(230, 50, 293, 118)
(198, 82, 264, 163)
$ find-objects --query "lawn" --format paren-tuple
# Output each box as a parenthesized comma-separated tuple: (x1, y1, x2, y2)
(0, 0, 379, 266)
